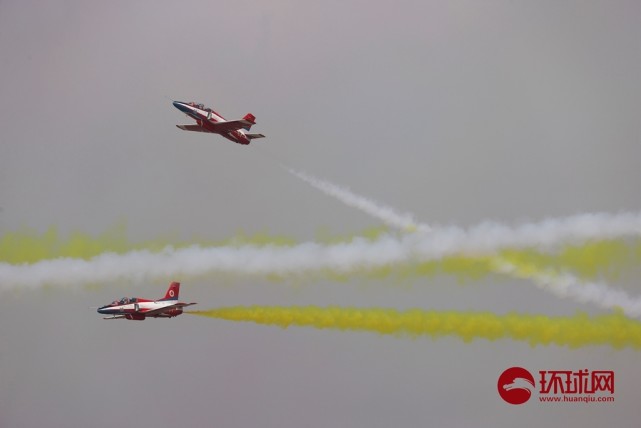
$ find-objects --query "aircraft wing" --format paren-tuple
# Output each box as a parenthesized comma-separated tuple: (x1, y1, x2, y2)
(176, 124, 210, 133)
(141, 302, 197, 317)
(103, 315, 127, 320)
(209, 119, 254, 133)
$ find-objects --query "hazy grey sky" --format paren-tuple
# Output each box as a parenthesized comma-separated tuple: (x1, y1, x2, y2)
(1, 1, 640, 427)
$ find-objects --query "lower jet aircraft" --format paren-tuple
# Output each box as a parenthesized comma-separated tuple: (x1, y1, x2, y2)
(97, 282, 196, 320)
(172, 101, 265, 145)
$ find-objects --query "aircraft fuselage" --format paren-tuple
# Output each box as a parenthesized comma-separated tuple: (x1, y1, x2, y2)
(97, 282, 196, 320)
(97, 299, 183, 320)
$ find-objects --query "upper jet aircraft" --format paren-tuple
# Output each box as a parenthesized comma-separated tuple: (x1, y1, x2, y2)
(173, 101, 265, 145)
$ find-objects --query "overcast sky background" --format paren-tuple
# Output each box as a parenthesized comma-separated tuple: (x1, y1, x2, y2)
(1, 1, 640, 427)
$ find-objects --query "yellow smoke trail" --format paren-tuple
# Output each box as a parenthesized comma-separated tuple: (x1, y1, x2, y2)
(188, 306, 641, 349)
(319, 241, 641, 284)
(0, 226, 298, 264)
(0, 225, 187, 263)
(500, 240, 641, 281)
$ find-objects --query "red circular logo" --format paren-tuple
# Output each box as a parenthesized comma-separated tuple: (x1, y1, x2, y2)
(497, 367, 535, 405)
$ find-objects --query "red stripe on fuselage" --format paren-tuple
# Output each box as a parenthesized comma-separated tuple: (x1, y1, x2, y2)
(194, 118, 250, 145)
(186, 106, 250, 145)
(225, 130, 250, 145)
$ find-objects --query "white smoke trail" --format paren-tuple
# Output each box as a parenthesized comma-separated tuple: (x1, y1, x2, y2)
(2, 213, 641, 296)
(4, 166, 641, 315)
(0, 236, 409, 289)
(288, 168, 431, 233)
(287, 169, 641, 318)
(287, 169, 641, 249)
(490, 258, 641, 317)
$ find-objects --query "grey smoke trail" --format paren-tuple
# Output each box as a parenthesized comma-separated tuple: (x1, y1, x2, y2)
(288, 169, 641, 318)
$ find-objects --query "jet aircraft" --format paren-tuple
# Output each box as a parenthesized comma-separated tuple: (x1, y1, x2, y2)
(97, 282, 196, 320)
(172, 101, 265, 145)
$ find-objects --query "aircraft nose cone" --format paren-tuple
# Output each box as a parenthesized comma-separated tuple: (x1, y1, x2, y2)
(172, 101, 190, 114)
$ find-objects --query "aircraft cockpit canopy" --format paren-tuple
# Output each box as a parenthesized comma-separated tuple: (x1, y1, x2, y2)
(113, 297, 138, 305)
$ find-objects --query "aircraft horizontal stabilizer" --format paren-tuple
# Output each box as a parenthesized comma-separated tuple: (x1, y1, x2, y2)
(245, 133, 265, 140)
(177, 124, 210, 133)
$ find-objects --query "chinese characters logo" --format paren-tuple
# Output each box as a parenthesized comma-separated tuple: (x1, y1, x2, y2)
(498, 367, 614, 405)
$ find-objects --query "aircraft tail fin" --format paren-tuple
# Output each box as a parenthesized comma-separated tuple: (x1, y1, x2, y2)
(242, 113, 256, 131)
(161, 282, 180, 300)
(245, 133, 265, 140)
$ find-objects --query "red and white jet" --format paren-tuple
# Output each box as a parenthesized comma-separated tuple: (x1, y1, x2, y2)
(97, 282, 196, 320)
(173, 101, 265, 145)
